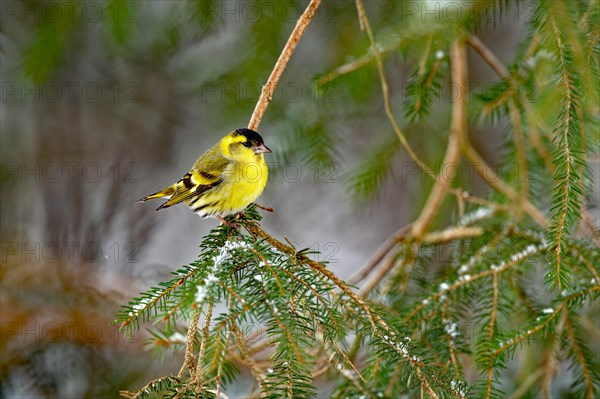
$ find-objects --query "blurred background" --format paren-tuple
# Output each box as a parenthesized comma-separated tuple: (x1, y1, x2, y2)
(1, 0, 580, 397)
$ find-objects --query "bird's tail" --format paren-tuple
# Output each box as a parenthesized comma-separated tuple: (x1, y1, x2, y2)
(136, 185, 176, 204)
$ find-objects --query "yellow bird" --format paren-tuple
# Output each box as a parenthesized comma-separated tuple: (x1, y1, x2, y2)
(137, 128, 271, 225)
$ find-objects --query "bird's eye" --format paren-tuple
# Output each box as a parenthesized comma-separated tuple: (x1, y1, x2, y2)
(242, 141, 252, 148)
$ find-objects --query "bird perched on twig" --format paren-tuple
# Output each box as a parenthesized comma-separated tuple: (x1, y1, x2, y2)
(137, 128, 271, 226)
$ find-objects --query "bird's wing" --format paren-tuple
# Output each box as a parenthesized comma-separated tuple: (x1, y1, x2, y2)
(157, 150, 228, 210)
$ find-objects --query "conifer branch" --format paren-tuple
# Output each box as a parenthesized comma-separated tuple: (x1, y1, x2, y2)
(329, 340, 369, 393)
(545, 3, 584, 288)
(541, 316, 562, 398)
(524, 101, 555, 170)
(573, 247, 600, 282)
(404, 243, 545, 322)
(508, 369, 545, 398)
(491, 286, 599, 358)
(119, 262, 204, 331)
(245, 222, 444, 398)
(508, 102, 529, 196)
(111, 3, 600, 397)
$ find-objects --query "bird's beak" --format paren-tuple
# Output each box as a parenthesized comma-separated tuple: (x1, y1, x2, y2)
(253, 144, 272, 154)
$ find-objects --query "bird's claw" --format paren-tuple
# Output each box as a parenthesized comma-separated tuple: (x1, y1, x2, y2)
(216, 215, 240, 229)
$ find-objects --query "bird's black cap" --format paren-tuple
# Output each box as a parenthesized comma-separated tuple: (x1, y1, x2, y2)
(235, 128, 264, 144)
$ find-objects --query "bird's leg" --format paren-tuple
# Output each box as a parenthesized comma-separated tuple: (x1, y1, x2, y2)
(216, 215, 240, 229)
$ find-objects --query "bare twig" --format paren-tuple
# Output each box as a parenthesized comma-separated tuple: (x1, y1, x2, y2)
(466, 36, 509, 78)
(248, 0, 322, 131)
(423, 226, 483, 244)
(359, 247, 409, 296)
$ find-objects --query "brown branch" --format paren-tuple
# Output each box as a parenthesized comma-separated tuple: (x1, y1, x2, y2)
(423, 226, 483, 244)
(247, 0, 322, 131)
(411, 39, 467, 239)
(463, 145, 547, 227)
(352, 195, 512, 287)
(466, 36, 509, 78)
(349, 224, 412, 285)
(359, 247, 408, 296)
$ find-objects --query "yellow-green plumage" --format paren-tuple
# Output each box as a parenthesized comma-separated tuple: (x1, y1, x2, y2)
(137, 128, 270, 219)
